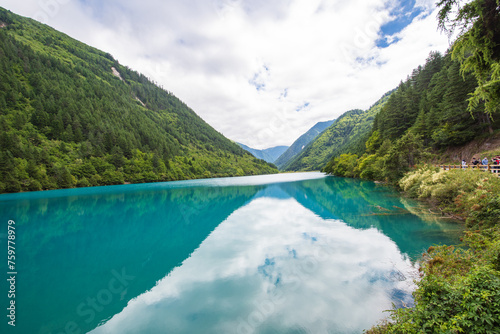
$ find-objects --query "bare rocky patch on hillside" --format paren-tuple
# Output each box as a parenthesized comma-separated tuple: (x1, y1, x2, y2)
(437, 132, 500, 163)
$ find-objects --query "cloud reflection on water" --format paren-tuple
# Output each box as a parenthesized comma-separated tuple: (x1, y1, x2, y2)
(90, 196, 417, 334)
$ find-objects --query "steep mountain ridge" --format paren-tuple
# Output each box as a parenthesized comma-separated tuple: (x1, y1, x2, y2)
(0, 8, 277, 193)
(274, 119, 335, 169)
(323, 51, 500, 182)
(283, 92, 392, 171)
(264, 145, 290, 162)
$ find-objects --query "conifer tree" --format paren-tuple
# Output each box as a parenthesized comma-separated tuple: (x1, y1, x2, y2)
(437, 0, 500, 116)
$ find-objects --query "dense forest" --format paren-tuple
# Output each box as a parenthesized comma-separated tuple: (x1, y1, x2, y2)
(283, 91, 392, 171)
(323, 0, 500, 182)
(323, 50, 500, 181)
(1, 0, 499, 331)
(317, 0, 500, 332)
(0, 8, 277, 193)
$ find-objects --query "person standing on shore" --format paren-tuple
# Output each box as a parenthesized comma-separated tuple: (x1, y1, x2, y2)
(482, 157, 488, 165)
(492, 156, 500, 174)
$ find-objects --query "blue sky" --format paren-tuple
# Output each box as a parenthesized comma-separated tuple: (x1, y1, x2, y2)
(1, 0, 450, 148)
(377, 0, 427, 47)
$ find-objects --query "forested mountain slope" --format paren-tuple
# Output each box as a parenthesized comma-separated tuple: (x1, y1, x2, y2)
(364, 2, 500, 332)
(0, 8, 277, 193)
(324, 51, 500, 181)
(274, 119, 334, 169)
(283, 92, 391, 171)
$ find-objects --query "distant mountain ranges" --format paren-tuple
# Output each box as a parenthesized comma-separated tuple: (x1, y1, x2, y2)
(275, 119, 335, 169)
(2, 5, 498, 193)
(239, 90, 392, 172)
(238, 119, 335, 168)
(283, 92, 392, 172)
(236, 143, 288, 164)
(239, 93, 389, 172)
(243, 47, 499, 177)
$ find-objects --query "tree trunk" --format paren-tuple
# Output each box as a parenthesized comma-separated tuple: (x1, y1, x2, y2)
(486, 112, 494, 134)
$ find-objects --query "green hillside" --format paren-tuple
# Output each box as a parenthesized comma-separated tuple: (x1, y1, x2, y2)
(324, 51, 500, 182)
(283, 92, 391, 171)
(363, 3, 500, 332)
(274, 119, 334, 169)
(0, 8, 277, 193)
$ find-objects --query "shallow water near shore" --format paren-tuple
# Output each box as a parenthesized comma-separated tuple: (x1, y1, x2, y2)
(0, 172, 463, 334)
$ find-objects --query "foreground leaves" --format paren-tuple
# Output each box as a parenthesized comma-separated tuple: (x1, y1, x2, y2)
(367, 168, 500, 333)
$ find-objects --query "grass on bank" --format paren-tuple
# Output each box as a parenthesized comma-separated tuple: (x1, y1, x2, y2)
(366, 166, 500, 333)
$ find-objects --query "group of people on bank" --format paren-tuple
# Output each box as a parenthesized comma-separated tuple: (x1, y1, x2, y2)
(465, 156, 500, 166)
(461, 156, 500, 171)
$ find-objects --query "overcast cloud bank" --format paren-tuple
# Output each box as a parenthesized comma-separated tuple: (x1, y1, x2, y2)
(2, 0, 450, 148)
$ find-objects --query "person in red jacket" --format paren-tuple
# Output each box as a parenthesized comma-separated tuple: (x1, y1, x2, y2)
(492, 156, 500, 174)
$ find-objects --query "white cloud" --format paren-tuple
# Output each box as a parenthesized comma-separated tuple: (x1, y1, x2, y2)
(89, 196, 418, 334)
(1, 0, 450, 148)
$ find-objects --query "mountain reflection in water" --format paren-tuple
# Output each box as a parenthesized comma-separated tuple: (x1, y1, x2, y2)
(0, 173, 462, 334)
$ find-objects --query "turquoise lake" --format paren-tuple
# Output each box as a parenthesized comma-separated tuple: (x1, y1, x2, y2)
(0, 172, 463, 334)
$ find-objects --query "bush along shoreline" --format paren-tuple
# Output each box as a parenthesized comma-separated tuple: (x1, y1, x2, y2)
(366, 166, 500, 333)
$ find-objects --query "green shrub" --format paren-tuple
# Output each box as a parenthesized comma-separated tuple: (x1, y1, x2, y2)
(372, 167, 500, 333)
(358, 154, 385, 180)
(389, 265, 500, 333)
(328, 153, 359, 178)
(76, 177, 91, 188)
(26, 179, 42, 191)
(399, 167, 500, 224)
(386, 230, 500, 333)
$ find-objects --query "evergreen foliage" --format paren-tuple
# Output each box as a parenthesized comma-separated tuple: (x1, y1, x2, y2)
(324, 51, 500, 182)
(437, 0, 500, 116)
(0, 8, 277, 193)
(328, 46, 500, 334)
(366, 168, 500, 333)
(283, 91, 392, 171)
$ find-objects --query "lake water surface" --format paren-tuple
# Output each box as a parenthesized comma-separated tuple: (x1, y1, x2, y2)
(0, 172, 463, 334)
